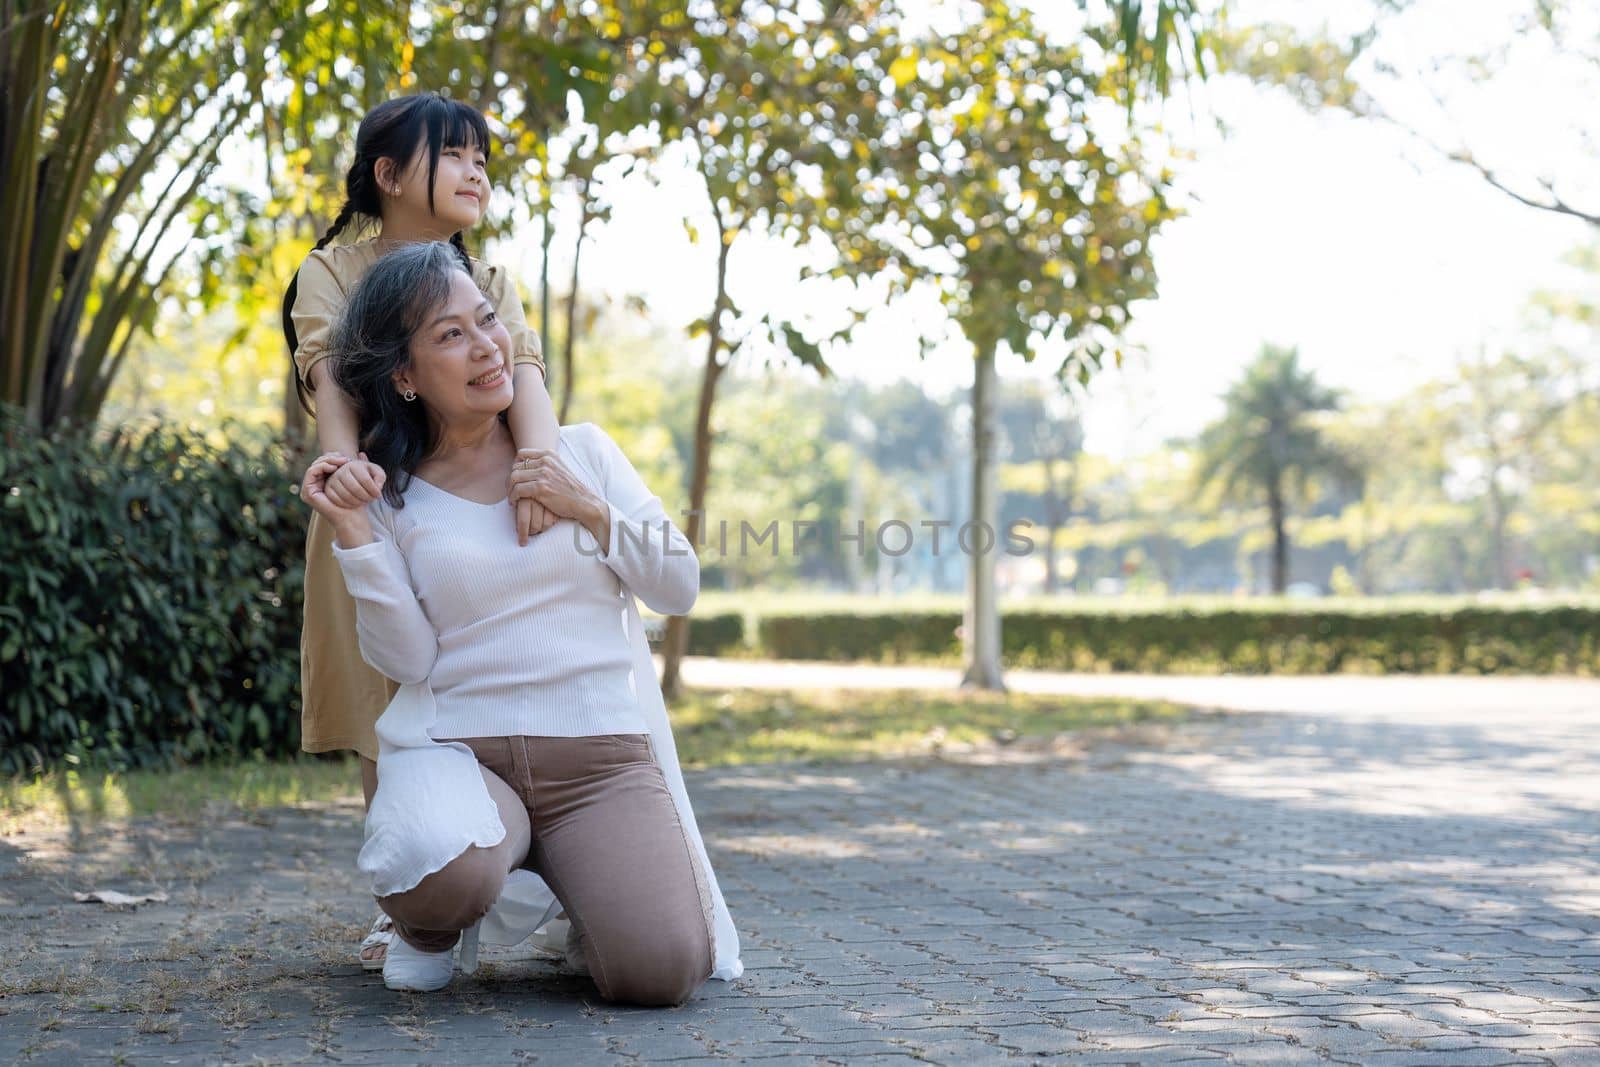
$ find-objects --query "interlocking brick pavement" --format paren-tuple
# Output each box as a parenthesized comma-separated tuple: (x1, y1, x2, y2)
(2, 672, 1598, 1064)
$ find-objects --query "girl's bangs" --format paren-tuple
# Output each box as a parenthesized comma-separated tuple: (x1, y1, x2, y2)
(436, 101, 492, 158)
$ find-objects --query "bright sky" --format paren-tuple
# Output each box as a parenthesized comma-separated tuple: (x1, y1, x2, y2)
(487, 0, 1594, 461)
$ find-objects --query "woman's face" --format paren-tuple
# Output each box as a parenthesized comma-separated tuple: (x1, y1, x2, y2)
(382, 140, 490, 232)
(394, 269, 515, 425)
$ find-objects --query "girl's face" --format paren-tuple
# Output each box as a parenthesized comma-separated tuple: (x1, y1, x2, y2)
(394, 269, 515, 425)
(379, 140, 491, 233)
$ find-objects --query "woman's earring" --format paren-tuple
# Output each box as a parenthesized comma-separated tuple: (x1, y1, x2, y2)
(402, 388, 417, 402)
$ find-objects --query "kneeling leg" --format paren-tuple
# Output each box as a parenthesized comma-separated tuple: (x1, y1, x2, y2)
(379, 764, 531, 952)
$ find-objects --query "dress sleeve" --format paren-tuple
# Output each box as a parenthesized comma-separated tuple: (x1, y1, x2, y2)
(330, 502, 439, 685)
(288, 251, 347, 390)
(584, 426, 699, 617)
(478, 262, 545, 380)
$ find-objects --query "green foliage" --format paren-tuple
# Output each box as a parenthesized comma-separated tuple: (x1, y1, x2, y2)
(757, 612, 963, 664)
(1195, 345, 1350, 506)
(682, 613, 746, 657)
(1210, 20, 1368, 110)
(1195, 344, 1354, 593)
(1, 0, 411, 431)
(826, 1, 1179, 376)
(750, 602, 1600, 675)
(0, 407, 303, 772)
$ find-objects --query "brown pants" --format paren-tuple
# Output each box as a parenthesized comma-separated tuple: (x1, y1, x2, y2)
(376, 734, 715, 1007)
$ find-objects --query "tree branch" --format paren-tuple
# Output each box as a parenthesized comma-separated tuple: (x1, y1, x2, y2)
(1448, 148, 1600, 228)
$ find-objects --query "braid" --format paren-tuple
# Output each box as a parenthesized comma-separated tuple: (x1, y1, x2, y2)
(316, 201, 358, 251)
(285, 200, 362, 415)
(449, 231, 471, 272)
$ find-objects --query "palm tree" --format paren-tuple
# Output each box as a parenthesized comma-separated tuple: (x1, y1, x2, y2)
(1196, 345, 1353, 594)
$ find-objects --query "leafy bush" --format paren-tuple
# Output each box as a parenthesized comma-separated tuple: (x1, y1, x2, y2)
(684, 613, 746, 656)
(1, 409, 303, 773)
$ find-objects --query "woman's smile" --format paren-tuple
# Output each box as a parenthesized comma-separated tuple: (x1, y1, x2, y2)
(467, 365, 505, 388)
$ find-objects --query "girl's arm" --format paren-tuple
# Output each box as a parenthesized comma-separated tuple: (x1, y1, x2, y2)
(292, 253, 364, 459)
(308, 361, 363, 458)
(505, 365, 559, 452)
(483, 262, 560, 542)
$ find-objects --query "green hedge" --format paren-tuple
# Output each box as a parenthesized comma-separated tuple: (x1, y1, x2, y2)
(756, 612, 960, 662)
(683, 613, 746, 657)
(1, 410, 304, 773)
(755, 605, 1600, 674)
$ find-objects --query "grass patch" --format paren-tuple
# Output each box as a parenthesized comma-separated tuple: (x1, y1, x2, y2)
(0, 689, 1184, 832)
(0, 756, 362, 836)
(668, 687, 1184, 767)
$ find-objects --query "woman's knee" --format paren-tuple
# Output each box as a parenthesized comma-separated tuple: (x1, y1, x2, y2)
(593, 923, 712, 1007)
(380, 845, 503, 932)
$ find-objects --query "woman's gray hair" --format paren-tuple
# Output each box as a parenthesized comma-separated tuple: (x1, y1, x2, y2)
(329, 241, 480, 507)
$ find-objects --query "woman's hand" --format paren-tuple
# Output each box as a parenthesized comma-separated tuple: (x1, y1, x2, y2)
(507, 449, 610, 547)
(301, 452, 378, 548)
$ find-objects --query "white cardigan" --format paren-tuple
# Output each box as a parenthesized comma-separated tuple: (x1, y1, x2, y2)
(333, 423, 742, 981)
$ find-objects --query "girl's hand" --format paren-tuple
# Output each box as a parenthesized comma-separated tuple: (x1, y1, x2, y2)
(324, 452, 387, 509)
(508, 449, 608, 544)
(301, 453, 377, 547)
(510, 492, 559, 548)
(512, 454, 569, 547)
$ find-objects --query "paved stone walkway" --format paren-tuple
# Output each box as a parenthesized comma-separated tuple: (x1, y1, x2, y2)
(2, 671, 1598, 1064)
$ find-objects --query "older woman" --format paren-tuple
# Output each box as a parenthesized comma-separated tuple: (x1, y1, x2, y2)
(299, 241, 740, 1004)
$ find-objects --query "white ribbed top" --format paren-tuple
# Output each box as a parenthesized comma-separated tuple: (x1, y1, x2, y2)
(331, 423, 697, 739)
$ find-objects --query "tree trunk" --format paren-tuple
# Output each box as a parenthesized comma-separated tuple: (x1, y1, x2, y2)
(559, 196, 589, 425)
(1043, 524, 1060, 595)
(1043, 454, 1056, 598)
(537, 164, 554, 375)
(961, 345, 1004, 690)
(1486, 482, 1510, 590)
(844, 421, 869, 592)
(1268, 481, 1289, 595)
(659, 221, 734, 701)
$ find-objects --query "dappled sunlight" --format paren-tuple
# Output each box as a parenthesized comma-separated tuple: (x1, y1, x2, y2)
(718, 833, 874, 860)
(1121, 709, 1600, 824)
(709, 772, 870, 794)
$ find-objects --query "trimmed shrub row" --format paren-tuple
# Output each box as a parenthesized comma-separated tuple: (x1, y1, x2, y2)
(751, 606, 1600, 674)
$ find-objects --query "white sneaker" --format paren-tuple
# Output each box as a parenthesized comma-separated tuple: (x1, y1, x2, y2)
(383, 935, 455, 992)
(525, 916, 569, 959)
(562, 921, 591, 977)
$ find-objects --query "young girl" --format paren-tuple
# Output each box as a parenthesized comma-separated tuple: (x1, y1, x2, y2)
(283, 93, 561, 969)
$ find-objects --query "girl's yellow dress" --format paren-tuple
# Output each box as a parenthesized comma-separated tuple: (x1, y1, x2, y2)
(290, 239, 544, 759)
